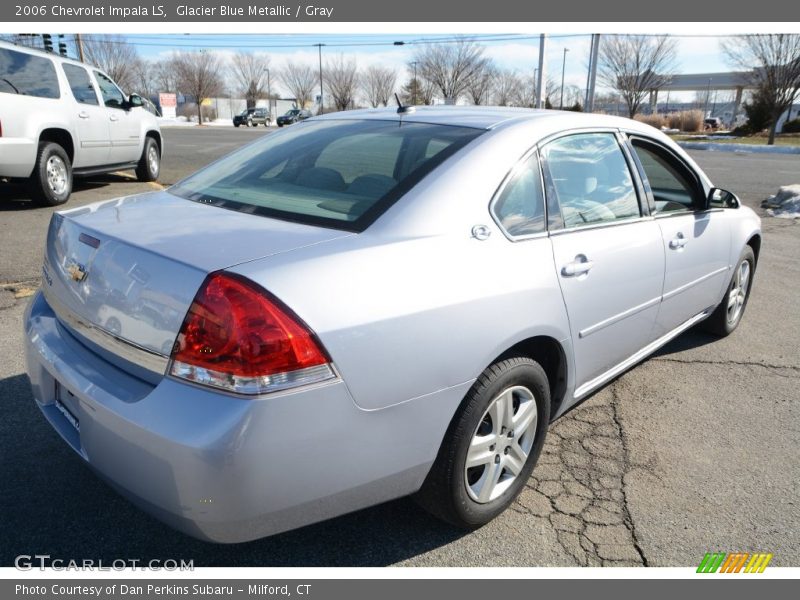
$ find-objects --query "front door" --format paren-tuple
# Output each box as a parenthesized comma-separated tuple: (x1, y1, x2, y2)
(92, 70, 141, 164)
(626, 137, 731, 336)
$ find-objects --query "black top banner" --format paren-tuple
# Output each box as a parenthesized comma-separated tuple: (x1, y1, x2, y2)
(3, 0, 800, 22)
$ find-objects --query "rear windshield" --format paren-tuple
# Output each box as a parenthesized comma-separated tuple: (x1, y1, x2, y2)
(0, 48, 60, 98)
(169, 119, 483, 231)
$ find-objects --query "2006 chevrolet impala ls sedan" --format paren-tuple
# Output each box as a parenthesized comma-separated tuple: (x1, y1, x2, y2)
(25, 107, 760, 543)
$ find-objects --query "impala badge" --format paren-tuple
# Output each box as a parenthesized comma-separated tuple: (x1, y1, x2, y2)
(66, 260, 88, 283)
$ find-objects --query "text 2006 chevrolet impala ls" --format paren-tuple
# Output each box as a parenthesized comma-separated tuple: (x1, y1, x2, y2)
(25, 107, 760, 542)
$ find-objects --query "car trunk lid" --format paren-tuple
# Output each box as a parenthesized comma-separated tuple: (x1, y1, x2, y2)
(41, 190, 351, 378)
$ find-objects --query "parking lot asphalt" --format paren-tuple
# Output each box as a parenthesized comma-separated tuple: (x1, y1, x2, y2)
(0, 126, 797, 567)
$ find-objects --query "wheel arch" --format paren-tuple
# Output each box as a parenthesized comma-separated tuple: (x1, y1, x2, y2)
(38, 128, 75, 164)
(494, 335, 568, 422)
(746, 233, 761, 267)
(145, 130, 162, 156)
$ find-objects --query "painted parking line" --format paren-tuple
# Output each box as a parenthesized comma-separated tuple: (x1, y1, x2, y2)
(111, 172, 166, 190)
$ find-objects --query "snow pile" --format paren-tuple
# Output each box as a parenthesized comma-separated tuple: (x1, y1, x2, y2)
(763, 184, 800, 218)
(156, 116, 195, 127)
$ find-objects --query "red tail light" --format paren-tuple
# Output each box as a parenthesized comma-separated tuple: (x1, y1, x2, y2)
(169, 272, 335, 395)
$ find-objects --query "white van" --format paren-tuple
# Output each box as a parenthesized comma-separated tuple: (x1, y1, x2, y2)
(0, 40, 162, 205)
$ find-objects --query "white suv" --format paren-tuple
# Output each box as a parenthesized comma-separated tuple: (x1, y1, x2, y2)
(0, 41, 162, 206)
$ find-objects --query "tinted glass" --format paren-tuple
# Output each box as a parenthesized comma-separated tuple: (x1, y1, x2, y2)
(170, 119, 483, 231)
(631, 141, 699, 213)
(94, 70, 125, 108)
(542, 133, 640, 228)
(62, 64, 98, 105)
(493, 152, 546, 237)
(0, 48, 59, 98)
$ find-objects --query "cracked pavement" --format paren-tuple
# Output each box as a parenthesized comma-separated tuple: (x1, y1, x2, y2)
(0, 134, 797, 566)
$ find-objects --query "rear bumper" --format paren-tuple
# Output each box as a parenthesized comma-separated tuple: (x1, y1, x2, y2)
(24, 291, 464, 543)
(0, 137, 36, 178)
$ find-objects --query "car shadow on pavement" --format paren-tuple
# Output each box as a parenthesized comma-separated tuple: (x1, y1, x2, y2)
(0, 175, 134, 210)
(652, 326, 720, 358)
(0, 372, 467, 567)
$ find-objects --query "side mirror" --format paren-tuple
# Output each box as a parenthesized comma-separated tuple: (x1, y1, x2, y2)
(128, 93, 144, 109)
(707, 187, 740, 209)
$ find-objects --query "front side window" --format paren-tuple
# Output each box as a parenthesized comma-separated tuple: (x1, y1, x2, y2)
(93, 71, 125, 108)
(492, 152, 546, 237)
(542, 133, 640, 229)
(62, 64, 98, 105)
(169, 119, 483, 231)
(0, 48, 59, 98)
(629, 139, 702, 214)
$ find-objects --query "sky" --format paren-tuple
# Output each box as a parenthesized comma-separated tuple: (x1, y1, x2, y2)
(88, 33, 738, 101)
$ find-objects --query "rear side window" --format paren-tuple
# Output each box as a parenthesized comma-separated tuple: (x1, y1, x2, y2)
(93, 70, 125, 108)
(542, 133, 640, 229)
(492, 152, 546, 237)
(62, 64, 98, 105)
(169, 119, 483, 231)
(0, 48, 60, 99)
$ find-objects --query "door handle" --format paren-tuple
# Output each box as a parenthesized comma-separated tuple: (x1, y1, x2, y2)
(561, 255, 594, 277)
(109, 114, 119, 122)
(669, 233, 688, 249)
(78, 111, 89, 119)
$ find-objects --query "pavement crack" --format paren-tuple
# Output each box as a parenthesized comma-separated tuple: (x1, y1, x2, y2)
(608, 383, 649, 567)
(652, 356, 800, 379)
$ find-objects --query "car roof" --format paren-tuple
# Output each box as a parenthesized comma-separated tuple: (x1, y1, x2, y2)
(0, 39, 97, 70)
(309, 105, 652, 133)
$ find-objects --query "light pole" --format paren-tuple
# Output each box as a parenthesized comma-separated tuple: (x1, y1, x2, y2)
(315, 43, 325, 114)
(559, 48, 569, 110)
(703, 77, 712, 118)
(411, 61, 418, 105)
(266, 67, 272, 125)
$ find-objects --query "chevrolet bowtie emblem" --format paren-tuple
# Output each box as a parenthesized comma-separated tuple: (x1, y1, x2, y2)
(66, 261, 87, 283)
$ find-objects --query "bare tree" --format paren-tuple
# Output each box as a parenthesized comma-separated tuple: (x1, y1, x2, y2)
(129, 58, 156, 98)
(413, 38, 490, 104)
(280, 61, 317, 110)
(466, 64, 496, 105)
(324, 55, 359, 112)
(598, 34, 678, 118)
(493, 69, 521, 106)
(723, 34, 800, 144)
(361, 65, 398, 108)
(151, 57, 178, 93)
(230, 51, 270, 109)
(81, 34, 139, 91)
(172, 51, 225, 125)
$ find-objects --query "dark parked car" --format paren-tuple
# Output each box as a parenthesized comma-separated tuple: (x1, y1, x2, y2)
(234, 108, 270, 127)
(277, 108, 312, 127)
(233, 108, 256, 127)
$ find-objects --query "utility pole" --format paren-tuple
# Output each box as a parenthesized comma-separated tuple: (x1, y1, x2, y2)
(536, 34, 547, 109)
(703, 77, 712, 118)
(559, 48, 569, 110)
(315, 43, 325, 114)
(534, 68, 538, 107)
(75, 33, 84, 62)
(585, 34, 600, 113)
(266, 67, 272, 124)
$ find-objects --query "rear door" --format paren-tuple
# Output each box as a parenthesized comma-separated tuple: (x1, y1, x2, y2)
(626, 136, 731, 337)
(92, 70, 141, 163)
(60, 63, 110, 168)
(542, 131, 665, 395)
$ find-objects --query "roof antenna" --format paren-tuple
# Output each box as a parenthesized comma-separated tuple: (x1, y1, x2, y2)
(395, 93, 415, 115)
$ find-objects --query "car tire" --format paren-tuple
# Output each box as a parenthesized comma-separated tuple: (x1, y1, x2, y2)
(234, 123, 240, 128)
(28, 141, 72, 206)
(278, 123, 283, 127)
(701, 245, 755, 337)
(414, 356, 550, 528)
(135, 137, 160, 182)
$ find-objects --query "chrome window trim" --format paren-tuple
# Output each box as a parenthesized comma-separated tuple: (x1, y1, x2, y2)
(41, 285, 170, 376)
(548, 214, 654, 236)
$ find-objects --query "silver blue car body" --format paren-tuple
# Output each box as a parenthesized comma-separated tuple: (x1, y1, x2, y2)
(24, 107, 761, 542)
